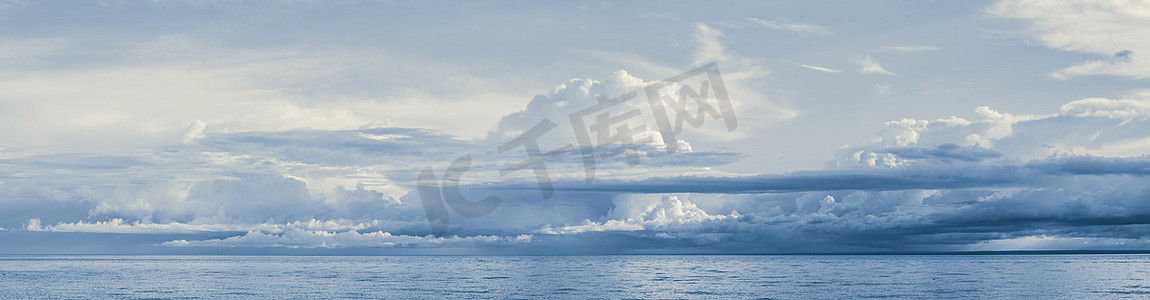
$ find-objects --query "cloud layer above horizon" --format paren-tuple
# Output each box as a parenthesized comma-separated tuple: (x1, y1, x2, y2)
(3, 0, 1150, 254)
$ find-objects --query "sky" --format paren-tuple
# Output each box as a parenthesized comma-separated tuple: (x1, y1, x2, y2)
(2, 0, 1150, 254)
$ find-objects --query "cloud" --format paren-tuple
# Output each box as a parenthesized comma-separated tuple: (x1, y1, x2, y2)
(181, 120, 207, 144)
(1050, 53, 1150, 80)
(537, 195, 736, 235)
(0, 57, 759, 240)
(745, 17, 833, 36)
(0, 141, 431, 232)
(881, 144, 1003, 162)
(484, 23, 789, 182)
(965, 236, 1150, 251)
(13, 90, 1150, 253)
(23, 218, 415, 234)
(792, 62, 842, 73)
(0, 42, 381, 150)
(693, 23, 732, 65)
(0, 30, 532, 153)
(526, 166, 1150, 252)
(485, 70, 653, 145)
(503, 91, 1150, 252)
(691, 23, 771, 81)
(876, 45, 939, 53)
(989, 0, 1150, 55)
(0, 15, 790, 243)
(162, 229, 532, 249)
(990, 0, 1150, 80)
(8, 1, 1150, 254)
(25, 218, 41, 231)
(537, 154, 1150, 195)
(541, 164, 1026, 194)
(90, 173, 325, 224)
(855, 54, 894, 75)
(437, 91, 1150, 252)
(687, 23, 794, 137)
(200, 127, 474, 167)
(11, 86, 1150, 253)
(851, 93, 1150, 159)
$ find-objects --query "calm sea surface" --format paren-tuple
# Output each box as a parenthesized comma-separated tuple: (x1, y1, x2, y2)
(2, 255, 1149, 299)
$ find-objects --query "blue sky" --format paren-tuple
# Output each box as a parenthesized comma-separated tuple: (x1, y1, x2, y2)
(3, 0, 1150, 254)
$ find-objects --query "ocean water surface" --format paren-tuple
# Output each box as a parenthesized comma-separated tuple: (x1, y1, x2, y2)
(2, 255, 1149, 299)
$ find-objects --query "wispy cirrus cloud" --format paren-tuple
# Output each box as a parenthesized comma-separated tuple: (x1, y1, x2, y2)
(745, 17, 833, 36)
(876, 44, 939, 53)
(791, 62, 842, 73)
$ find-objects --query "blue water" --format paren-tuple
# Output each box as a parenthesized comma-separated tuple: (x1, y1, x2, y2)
(1, 255, 1149, 299)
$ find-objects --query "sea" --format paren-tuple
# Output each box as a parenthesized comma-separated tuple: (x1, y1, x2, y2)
(2, 255, 1148, 299)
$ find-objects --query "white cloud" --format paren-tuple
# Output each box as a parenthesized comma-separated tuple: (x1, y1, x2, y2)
(1050, 54, 1150, 80)
(535, 219, 644, 235)
(839, 93, 1150, 166)
(989, 0, 1150, 55)
(693, 23, 771, 79)
(689, 23, 795, 138)
(487, 22, 792, 168)
(181, 120, 207, 144)
(693, 23, 731, 66)
(792, 62, 842, 73)
(1, 145, 428, 231)
(856, 54, 894, 75)
(537, 195, 737, 235)
(620, 194, 733, 226)
(1060, 96, 1150, 119)
(0, 34, 529, 152)
(0, 46, 370, 150)
(25, 218, 42, 231)
(26, 218, 406, 234)
(876, 44, 939, 53)
(966, 236, 1150, 251)
(11, 1, 1150, 254)
(990, 0, 1150, 80)
(162, 229, 532, 248)
(13, 87, 1150, 252)
(0, 17, 790, 244)
(486, 70, 653, 146)
(745, 17, 833, 36)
